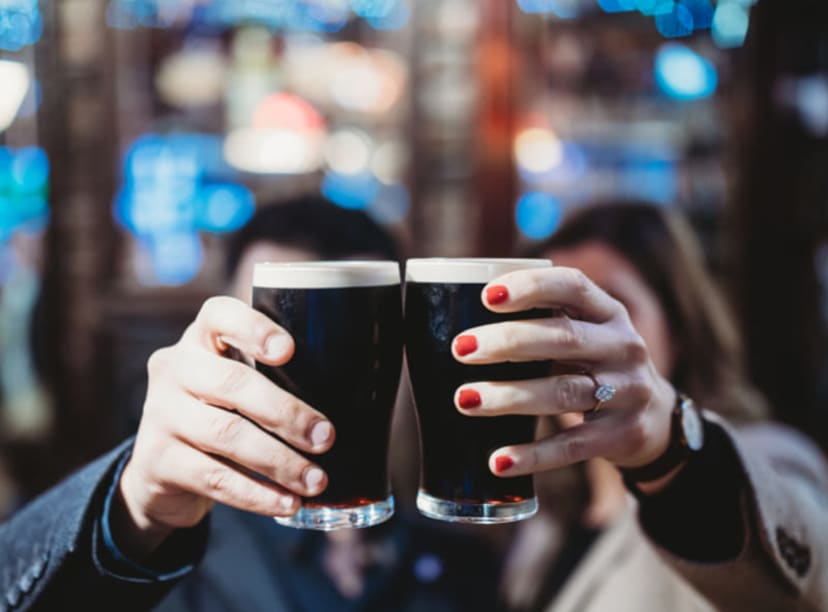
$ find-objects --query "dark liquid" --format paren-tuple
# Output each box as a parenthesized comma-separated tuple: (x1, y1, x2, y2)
(405, 282, 553, 505)
(253, 284, 403, 507)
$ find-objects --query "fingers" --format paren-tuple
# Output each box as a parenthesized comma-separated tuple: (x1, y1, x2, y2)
(161, 443, 301, 517)
(150, 348, 334, 455)
(454, 373, 632, 417)
(487, 411, 647, 477)
(452, 316, 643, 365)
(167, 397, 328, 498)
(480, 267, 621, 323)
(184, 296, 294, 365)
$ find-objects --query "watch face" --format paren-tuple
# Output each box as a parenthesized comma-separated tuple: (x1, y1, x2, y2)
(680, 399, 704, 451)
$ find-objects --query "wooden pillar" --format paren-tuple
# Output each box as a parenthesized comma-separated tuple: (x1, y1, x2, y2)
(39, 0, 120, 469)
(727, 0, 828, 450)
(475, 0, 519, 256)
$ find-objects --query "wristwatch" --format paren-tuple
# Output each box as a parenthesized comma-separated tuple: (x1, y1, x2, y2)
(621, 393, 705, 484)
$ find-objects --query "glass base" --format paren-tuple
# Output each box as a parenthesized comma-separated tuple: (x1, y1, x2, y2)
(274, 496, 394, 531)
(416, 490, 538, 524)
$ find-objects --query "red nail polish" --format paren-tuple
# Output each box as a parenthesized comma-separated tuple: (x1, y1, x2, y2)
(495, 455, 514, 473)
(454, 335, 478, 357)
(486, 285, 509, 305)
(458, 389, 482, 409)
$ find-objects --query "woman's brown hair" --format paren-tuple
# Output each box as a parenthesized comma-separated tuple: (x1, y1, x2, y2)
(530, 201, 767, 423)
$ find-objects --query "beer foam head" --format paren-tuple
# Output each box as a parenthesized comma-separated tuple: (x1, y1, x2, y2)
(254, 261, 400, 288)
(405, 258, 552, 284)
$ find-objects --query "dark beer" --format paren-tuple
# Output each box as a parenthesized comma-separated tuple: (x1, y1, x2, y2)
(405, 259, 553, 523)
(253, 262, 402, 530)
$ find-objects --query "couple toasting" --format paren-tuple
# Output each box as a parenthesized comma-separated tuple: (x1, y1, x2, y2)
(1, 196, 827, 611)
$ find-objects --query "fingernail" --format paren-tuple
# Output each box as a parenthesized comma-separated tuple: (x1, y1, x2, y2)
(279, 495, 295, 511)
(266, 334, 291, 359)
(486, 285, 509, 305)
(495, 455, 514, 473)
(458, 389, 482, 410)
(311, 421, 333, 447)
(304, 467, 325, 491)
(454, 335, 478, 357)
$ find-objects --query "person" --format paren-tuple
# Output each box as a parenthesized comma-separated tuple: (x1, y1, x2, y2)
(1, 198, 827, 612)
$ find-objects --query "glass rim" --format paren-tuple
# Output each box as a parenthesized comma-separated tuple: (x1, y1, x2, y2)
(253, 260, 400, 289)
(405, 258, 551, 284)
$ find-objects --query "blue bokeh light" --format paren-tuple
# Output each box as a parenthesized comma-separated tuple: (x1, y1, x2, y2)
(0, 1, 42, 52)
(516, 0, 578, 18)
(196, 184, 256, 233)
(350, 0, 396, 19)
(597, 0, 636, 13)
(681, 0, 713, 30)
(321, 171, 380, 210)
(654, 43, 718, 100)
(145, 231, 204, 285)
(367, 183, 410, 225)
(115, 133, 256, 286)
(712, 2, 749, 48)
(0, 146, 50, 244)
(516, 193, 563, 240)
(655, 3, 694, 38)
(635, 0, 673, 17)
(107, 0, 410, 31)
(11, 147, 49, 193)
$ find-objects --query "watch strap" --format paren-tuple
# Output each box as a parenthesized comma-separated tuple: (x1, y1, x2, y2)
(620, 393, 699, 484)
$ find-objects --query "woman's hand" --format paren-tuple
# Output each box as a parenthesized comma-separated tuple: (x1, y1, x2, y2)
(451, 267, 676, 478)
(115, 297, 335, 558)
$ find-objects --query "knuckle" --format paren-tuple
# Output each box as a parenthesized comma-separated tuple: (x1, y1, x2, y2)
(628, 375, 653, 406)
(199, 296, 226, 319)
(235, 481, 266, 510)
(556, 317, 582, 351)
(624, 336, 649, 364)
(567, 268, 592, 298)
(560, 436, 588, 465)
(208, 412, 245, 447)
(556, 377, 582, 408)
(204, 468, 230, 495)
(147, 347, 172, 377)
(217, 362, 250, 395)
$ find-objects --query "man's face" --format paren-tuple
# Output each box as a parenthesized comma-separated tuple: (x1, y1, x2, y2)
(230, 241, 317, 302)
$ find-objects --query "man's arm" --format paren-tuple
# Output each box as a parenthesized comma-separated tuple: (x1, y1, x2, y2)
(0, 440, 195, 611)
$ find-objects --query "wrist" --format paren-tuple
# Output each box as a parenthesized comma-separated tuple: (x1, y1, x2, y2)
(113, 462, 174, 559)
(620, 392, 704, 485)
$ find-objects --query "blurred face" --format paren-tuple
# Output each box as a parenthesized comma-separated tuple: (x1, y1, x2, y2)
(230, 241, 317, 302)
(545, 240, 675, 378)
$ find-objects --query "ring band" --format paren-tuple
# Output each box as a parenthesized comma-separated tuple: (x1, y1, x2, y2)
(582, 371, 616, 413)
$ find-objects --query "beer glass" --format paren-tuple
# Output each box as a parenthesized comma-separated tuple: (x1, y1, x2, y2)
(405, 258, 553, 524)
(253, 261, 403, 530)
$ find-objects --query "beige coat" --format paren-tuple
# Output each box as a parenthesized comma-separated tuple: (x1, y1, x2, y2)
(524, 416, 828, 612)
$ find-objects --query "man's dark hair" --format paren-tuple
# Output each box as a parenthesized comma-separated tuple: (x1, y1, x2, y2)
(225, 195, 400, 278)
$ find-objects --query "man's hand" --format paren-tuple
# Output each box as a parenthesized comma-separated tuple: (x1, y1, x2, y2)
(113, 297, 335, 558)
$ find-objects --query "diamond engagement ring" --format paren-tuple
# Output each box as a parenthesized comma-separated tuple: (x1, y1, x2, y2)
(582, 371, 616, 413)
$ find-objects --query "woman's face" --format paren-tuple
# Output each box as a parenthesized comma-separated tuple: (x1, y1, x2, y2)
(545, 240, 675, 378)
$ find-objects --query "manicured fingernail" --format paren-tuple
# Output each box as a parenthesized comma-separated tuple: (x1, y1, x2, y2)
(486, 285, 509, 305)
(266, 334, 291, 359)
(280, 495, 295, 510)
(454, 335, 478, 357)
(311, 421, 333, 447)
(495, 455, 514, 473)
(304, 467, 325, 491)
(458, 389, 482, 409)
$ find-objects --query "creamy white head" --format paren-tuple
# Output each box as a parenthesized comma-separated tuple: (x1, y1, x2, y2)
(254, 261, 400, 289)
(405, 258, 552, 284)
